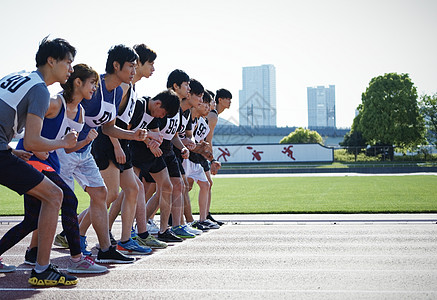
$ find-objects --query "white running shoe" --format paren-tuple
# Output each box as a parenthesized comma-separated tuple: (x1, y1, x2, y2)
(147, 219, 159, 234)
(185, 223, 202, 235)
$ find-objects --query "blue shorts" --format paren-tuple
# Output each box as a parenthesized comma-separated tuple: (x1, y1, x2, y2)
(0, 149, 44, 195)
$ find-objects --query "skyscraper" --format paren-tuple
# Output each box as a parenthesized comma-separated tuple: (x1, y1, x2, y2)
(239, 64, 276, 127)
(307, 85, 336, 128)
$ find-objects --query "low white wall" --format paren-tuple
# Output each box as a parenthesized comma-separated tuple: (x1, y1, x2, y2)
(212, 144, 333, 163)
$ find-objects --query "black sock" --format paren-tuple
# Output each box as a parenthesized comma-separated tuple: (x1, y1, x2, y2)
(138, 231, 149, 239)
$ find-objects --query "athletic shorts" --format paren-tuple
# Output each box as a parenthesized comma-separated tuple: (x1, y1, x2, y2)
(57, 147, 106, 191)
(91, 135, 132, 172)
(199, 156, 210, 172)
(182, 159, 208, 183)
(0, 149, 44, 195)
(163, 152, 181, 178)
(172, 147, 186, 175)
(136, 156, 167, 184)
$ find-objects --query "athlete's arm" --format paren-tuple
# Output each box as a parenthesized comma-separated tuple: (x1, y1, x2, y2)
(110, 136, 126, 164)
(65, 129, 98, 153)
(23, 113, 77, 152)
(101, 119, 147, 141)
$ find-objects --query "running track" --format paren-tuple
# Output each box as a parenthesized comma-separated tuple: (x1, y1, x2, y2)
(1, 213, 436, 300)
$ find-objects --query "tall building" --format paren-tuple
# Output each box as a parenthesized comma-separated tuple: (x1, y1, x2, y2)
(239, 64, 276, 127)
(307, 85, 336, 128)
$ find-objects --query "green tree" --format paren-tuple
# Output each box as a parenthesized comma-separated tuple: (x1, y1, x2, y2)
(340, 111, 366, 151)
(419, 93, 437, 147)
(280, 127, 323, 144)
(358, 73, 425, 154)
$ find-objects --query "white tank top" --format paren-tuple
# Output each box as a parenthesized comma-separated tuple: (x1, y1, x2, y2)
(193, 116, 210, 143)
(160, 111, 180, 141)
(131, 97, 155, 131)
(117, 83, 137, 125)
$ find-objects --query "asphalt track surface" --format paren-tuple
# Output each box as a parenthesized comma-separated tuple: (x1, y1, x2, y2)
(0, 212, 436, 300)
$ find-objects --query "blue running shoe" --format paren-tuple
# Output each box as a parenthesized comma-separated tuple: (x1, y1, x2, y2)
(117, 238, 152, 255)
(171, 225, 195, 239)
(80, 236, 92, 256)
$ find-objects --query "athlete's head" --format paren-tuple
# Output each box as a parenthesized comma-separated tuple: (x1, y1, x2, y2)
(189, 79, 204, 96)
(61, 64, 99, 102)
(105, 45, 138, 74)
(215, 88, 232, 109)
(133, 44, 156, 79)
(150, 89, 180, 118)
(166, 69, 190, 99)
(134, 44, 157, 64)
(35, 36, 76, 68)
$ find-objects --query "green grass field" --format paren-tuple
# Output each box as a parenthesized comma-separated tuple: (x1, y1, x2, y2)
(1, 175, 436, 215)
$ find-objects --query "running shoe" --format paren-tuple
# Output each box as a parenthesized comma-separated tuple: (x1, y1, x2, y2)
(53, 233, 69, 248)
(28, 264, 78, 286)
(67, 256, 108, 274)
(117, 238, 152, 255)
(147, 219, 159, 235)
(0, 258, 15, 273)
(171, 225, 196, 239)
(190, 221, 210, 232)
(200, 219, 220, 229)
(80, 235, 92, 256)
(207, 213, 224, 226)
(24, 247, 37, 265)
(184, 224, 202, 235)
(96, 246, 135, 264)
(135, 234, 168, 249)
(157, 229, 183, 242)
(109, 231, 117, 246)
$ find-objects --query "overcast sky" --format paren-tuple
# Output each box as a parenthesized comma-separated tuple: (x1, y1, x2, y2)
(1, 0, 436, 128)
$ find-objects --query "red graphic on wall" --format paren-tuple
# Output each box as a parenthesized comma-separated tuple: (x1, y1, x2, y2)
(246, 146, 263, 161)
(282, 145, 296, 160)
(217, 147, 231, 162)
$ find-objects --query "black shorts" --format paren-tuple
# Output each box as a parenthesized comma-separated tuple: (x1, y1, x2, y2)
(91, 134, 132, 172)
(172, 147, 185, 175)
(163, 152, 181, 178)
(136, 156, 167, 184)
(199, 156, 210, 172)
(0, 149, 44, 195)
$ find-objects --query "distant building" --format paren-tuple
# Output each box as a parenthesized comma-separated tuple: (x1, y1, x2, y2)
(239, 64, 276, 127)
(307, 85, 336, 128)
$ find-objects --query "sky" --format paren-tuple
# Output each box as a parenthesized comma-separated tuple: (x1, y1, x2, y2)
(1, 0, 436, 129)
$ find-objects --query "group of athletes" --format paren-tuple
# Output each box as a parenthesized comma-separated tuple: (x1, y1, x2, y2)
(0, 37, 232, 286)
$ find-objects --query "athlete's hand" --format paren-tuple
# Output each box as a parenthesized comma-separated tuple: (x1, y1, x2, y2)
(147, 139, 160, 150)
(33, 151, 49, 161)
(210, 160, 221, 175)
(11, 149, 32, 161)
(114, 147, 126, 164)
(133, 129, 147, 141)
(150, 146, 163, 157)
(147, 131, 163, 144)
(62, 130, 78, 148)
(85, 129, 98, 144)
(181, 147, 189, 159)
(182, 138, 196, 151)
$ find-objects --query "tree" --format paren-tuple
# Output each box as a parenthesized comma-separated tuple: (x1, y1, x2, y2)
(340, 111, 367, 152)
(358, 73, 425, 154)
(280, 127, 323, 144)
(419, 93, 437, 147)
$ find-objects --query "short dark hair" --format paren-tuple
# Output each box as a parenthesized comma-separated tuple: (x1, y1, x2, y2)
(35, 36, 76, 67)
(166, 69, 189, 89)
(202, 89, 213, 103)
(105, 45, 138, 74)
(133, 44, 157, 65)
(189, 78, 204, 96)
(151, 89, 180, 117)
(215, 88, 232, 104)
